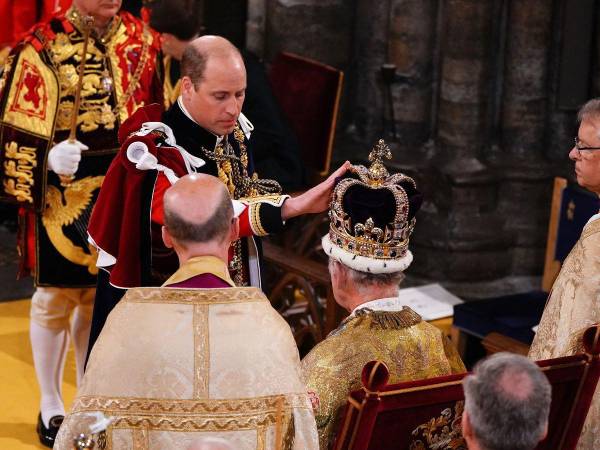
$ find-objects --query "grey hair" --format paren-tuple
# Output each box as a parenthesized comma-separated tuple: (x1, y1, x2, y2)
(328, 258, 405, 288)
(462, 353, 551, 450)
(186, 436, 235, 450)
(578, 98, 600, 123)
(164, 187, 233, 244)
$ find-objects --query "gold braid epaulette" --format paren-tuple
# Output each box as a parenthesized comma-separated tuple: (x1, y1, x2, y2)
(355, 307, 422, 330)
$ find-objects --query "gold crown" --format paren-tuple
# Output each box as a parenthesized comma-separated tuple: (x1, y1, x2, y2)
(328, 139, 417, 261)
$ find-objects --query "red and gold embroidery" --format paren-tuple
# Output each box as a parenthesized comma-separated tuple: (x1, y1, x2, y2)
(9, 60, 48, 119)
(2, 141, 36, 204)
(2, 45, 58, 138)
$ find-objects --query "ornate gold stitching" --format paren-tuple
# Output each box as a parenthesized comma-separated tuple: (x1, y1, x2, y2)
(250, 203, 268, 236)
(2, 45, 57, 138)
(41, 175, 103, 273)
(193, 304, 210, 399)
(124, 286, 268, 305)
(72, 394, 310, 432)
(102, 12, 153, 123)
(409, 401, 466, 450)
(132, 427, 149, 450)
(2, 141, 36, 204)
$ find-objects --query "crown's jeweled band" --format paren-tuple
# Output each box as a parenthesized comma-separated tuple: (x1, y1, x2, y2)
(326, 139, 418, 266)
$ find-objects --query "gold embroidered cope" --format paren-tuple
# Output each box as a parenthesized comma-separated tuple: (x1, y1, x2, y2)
(529, 217, 600, 448)
(55, 286, 319, 449)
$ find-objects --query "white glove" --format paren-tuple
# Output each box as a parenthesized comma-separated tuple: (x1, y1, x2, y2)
(47, 139, 88, 175)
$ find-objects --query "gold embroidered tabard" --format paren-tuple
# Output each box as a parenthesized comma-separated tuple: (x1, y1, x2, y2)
(0, 6, 162, 285)
(50, 30, 118, 133)
(2, 44, 58, 138)
(55, 286, 319, 449)
(2, 141, 36, 204)
(301, 306, 465, 449)
(41, 176, 103, 274)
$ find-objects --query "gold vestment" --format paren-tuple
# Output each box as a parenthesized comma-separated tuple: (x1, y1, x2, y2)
(529, 216, 600, 449)
(301, 306, 465, 449)
(55, 285, 319, 449)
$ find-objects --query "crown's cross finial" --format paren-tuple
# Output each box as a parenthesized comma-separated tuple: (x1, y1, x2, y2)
(368, 139, 392, 183)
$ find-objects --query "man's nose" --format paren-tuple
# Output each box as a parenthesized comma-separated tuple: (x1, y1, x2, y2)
(568, 146, 579, 161)
(225, 97, 241, 117)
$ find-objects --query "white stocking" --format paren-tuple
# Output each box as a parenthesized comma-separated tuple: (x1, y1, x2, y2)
(30, 321, 68, 428)
(70, 306, 91, 385)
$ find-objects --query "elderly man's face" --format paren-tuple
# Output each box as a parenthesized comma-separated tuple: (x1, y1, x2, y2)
(183, 54, 246, 136)
(569, 118, 600, 194)
(72, 0, 121, 24)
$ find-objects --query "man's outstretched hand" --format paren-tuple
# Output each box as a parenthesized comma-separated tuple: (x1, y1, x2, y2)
(281, 161, 351, 221)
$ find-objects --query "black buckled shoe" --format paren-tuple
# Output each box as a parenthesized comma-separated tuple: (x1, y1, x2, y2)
(36, 413, 64, 448)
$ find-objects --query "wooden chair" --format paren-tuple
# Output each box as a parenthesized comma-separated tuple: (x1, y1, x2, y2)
(452, 177, 599, 358)
(541, 177, 600, 290)
(333, 325, 600, 450)
(263, 53, 345, 349)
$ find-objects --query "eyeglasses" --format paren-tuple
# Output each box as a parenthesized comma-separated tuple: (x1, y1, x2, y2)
(574, 137, 600, 152)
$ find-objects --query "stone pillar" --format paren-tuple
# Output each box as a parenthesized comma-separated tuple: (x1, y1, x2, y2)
(388, 0, 438, 146)
(351, 0, 392, 143)
(263, 0, 354, 68)
(436, 0, 494, 168)
(496, 0, 554, 275)
(246, 0, 267, 57)
(409, 0, 512, 283)
(500, 0, 552, 161)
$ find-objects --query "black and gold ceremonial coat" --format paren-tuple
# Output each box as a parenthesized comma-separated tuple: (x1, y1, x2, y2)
(0, 7, 162, 287)
(89, 100, 288, 290)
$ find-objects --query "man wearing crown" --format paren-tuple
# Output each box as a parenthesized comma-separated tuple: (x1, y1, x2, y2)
(301, 140, 466, 449)
(0, 0, 162, 446)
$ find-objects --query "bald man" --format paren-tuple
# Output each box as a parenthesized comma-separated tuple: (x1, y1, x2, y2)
(87, 34, 348, 357)
(56, 174, 319, 449)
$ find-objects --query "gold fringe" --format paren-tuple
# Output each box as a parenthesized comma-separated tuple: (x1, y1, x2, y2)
(355, 307, 422, 330)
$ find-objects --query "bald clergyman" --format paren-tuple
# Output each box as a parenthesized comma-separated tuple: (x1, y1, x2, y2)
(56, 174, 319, 449)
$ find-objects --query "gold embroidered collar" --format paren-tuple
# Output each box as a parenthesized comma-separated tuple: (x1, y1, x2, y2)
(340, 306, 422, 331)
(66, 6, 122, 44)
(162, 255, 235, 287)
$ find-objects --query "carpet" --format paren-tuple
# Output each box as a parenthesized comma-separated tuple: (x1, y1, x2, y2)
(0, 299, 76, 449)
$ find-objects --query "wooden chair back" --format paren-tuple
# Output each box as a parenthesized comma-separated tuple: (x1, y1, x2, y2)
(269, 52, 343, 181)
(542, 177, 599, 291)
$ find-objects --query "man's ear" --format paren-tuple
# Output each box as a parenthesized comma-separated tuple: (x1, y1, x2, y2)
(333, 260, 346, 284)
(180, 76, 194, 98)
(162, 226, 174, 249)
(462, 410, 473, 439)
(539, 421, 548, 442)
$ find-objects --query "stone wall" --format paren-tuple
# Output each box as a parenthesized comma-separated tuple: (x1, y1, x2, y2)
(248, 0, 598, 287)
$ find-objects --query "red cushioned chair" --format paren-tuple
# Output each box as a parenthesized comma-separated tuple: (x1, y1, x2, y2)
(333, 325, 600, 450)
(264, 53, 345, 348)
(269, 51, 343, 183)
